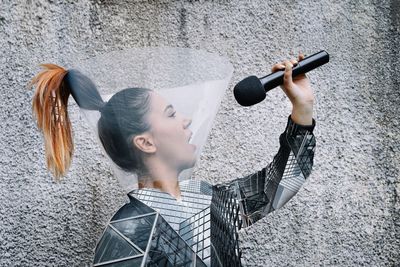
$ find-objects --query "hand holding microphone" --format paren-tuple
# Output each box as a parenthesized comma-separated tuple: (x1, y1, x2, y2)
(233, 50, 329, 125)
(280, 53, 315, 125)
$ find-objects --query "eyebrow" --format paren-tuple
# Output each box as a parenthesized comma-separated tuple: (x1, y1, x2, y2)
(164, 104, 174, 113)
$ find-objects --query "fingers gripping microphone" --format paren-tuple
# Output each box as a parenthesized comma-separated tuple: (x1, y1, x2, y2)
(234, 50, 329, 106)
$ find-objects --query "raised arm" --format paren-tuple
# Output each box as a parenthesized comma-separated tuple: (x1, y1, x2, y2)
(212, 53, 317, 229)
(231, 114, 316, 227)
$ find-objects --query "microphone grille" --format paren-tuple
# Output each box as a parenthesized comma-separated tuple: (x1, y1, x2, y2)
(233, 76, 266, 106)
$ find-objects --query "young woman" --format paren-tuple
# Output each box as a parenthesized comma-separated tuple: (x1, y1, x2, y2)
(31, 66, 198, 199)
(31, 53, 316, 266)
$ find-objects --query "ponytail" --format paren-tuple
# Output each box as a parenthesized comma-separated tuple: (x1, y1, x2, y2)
(31, 64, 105, 179)
(31, 63, 153, 180)
(31, 64, 72, 179)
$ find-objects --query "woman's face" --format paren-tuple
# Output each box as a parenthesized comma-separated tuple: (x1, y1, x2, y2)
(145, 92, 197, 172)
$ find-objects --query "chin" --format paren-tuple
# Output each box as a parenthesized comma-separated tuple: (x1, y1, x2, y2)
(178, 158, 197, 172)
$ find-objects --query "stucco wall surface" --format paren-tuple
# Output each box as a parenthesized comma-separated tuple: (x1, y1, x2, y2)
(0, 0, 399, 266)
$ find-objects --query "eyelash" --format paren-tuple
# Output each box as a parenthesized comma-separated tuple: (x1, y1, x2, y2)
(169, 112, 176, 118)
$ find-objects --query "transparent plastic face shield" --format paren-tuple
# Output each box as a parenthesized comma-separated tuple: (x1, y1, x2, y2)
(73, 48, 233, 193)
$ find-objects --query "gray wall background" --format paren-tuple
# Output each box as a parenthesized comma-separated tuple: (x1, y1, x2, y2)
(0, 0, 399, 266)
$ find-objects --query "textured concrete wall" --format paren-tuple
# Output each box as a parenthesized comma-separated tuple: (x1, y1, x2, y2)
(1, 0, 399, 266)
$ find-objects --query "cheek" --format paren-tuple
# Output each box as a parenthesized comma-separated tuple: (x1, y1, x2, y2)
(154, 125, 183, 149)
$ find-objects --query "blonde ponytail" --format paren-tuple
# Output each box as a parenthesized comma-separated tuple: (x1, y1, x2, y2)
(31, 64, 73, 180)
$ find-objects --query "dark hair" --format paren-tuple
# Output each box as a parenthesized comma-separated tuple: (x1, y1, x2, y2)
(97, 88, 151, 173)
(31, 64, 152, 179)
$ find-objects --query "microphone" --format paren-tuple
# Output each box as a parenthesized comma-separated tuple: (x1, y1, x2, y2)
(234, 50, 329, 106)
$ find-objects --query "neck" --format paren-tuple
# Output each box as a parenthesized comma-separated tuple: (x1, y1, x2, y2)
(138, 157, 181, 200)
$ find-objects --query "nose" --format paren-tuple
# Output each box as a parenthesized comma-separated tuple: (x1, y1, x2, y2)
(183, 117, 192, 129)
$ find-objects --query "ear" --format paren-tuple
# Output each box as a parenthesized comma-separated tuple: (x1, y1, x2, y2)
(133, 133, 156, 154)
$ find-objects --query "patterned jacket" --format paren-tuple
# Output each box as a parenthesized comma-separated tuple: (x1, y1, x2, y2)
(93, 115, 316, 267)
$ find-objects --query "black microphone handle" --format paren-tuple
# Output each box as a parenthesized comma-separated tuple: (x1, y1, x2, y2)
(259, 50, 329, 92)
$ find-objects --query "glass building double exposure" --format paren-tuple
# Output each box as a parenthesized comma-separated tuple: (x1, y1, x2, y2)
(93, 115, 316, 267)
(29, 47, 317, 266)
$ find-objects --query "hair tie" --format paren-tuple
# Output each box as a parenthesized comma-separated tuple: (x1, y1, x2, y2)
(99, 102, 107, 113)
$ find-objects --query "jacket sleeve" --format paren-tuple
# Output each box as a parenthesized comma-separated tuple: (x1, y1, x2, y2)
(221, 115, 316, 228)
